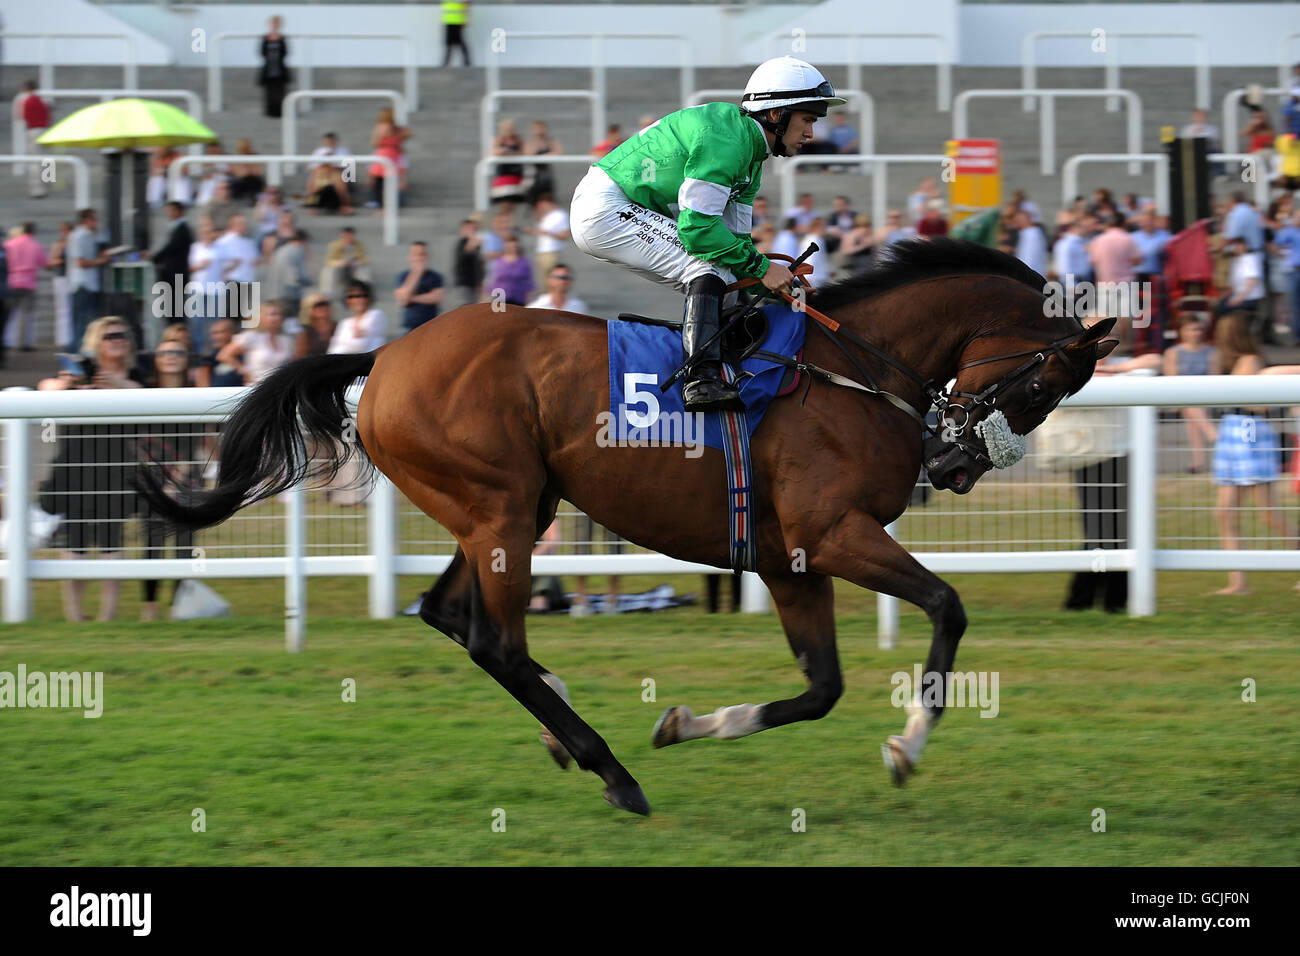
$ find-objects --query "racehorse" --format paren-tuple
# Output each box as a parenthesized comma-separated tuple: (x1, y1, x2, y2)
(138, 239, 1116, 816)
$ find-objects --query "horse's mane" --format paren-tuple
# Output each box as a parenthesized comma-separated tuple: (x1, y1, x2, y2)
(808, 237, 1046, 313)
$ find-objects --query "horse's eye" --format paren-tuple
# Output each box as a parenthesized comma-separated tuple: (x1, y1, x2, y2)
(1029, 381, 1046, 404)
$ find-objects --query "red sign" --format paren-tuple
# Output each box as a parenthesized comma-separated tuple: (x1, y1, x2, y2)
(946, 139, 1001, 176)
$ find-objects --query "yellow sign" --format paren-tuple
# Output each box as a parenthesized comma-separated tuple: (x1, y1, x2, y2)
(945, 139, 1001, 226)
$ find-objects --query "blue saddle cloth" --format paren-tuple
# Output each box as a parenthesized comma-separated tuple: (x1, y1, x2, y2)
(607, 304, 807, 452)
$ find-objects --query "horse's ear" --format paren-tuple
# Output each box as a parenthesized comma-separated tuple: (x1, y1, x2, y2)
(1094, 339, 1119, 360)
(1072, 316, 1117, 347)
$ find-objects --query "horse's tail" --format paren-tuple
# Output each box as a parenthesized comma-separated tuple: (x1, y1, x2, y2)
(136, 352, 377, 530)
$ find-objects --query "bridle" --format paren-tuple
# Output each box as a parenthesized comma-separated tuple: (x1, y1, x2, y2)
(939, 331, 1088, 440)
(736, 260, 1091, 450)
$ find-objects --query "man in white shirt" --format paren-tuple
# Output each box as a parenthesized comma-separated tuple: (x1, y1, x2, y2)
(214, 214, 260, 284)
(783, 192, 818, 230)
(526, 263, 588, 314)
(1178, 108, 1221, 152)
(187, 217, 225, 346)
(1012, 210, 1048, 277)
(1222, 237, 1264, 333)
(213, 213, 260, 324)
(526, 194, 571, 279)
(802, 217, 832, 288)
(308, 132, 352, 178)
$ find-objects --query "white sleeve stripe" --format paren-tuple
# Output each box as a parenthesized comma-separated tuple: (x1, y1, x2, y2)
(678, 178, 731, 217)
(723, 202, 753, 234)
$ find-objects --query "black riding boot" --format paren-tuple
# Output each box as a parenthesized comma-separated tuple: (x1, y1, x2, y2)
(681, 274, 743, 413)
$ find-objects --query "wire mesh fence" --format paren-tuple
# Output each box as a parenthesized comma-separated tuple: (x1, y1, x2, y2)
(12, 403, 1297, 562)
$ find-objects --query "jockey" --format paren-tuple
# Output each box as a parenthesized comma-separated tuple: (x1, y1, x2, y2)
(571, 56, 846, 412)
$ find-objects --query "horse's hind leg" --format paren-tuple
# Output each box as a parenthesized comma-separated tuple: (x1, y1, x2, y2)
(419, 506, 574, 769)
(459, 519, 649, 815)
(653, 571, 843, 747)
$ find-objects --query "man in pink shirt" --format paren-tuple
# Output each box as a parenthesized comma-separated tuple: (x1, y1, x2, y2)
(4, 223, 49, 353)
(1087, 212, 1142, 347)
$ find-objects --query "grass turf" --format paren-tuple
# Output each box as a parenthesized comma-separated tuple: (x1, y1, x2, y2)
(2, 572, 1297, 865)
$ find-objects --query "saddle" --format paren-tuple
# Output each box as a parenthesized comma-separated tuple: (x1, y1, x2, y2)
(616, 293, 770, 371)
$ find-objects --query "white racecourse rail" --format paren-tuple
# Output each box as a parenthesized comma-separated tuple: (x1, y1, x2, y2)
(3, 377, 1300, 649)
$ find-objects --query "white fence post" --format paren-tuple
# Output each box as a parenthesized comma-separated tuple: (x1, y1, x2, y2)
(369, 475, 398, 619)
(1127, 400, 1158, 617)
(877, 521, 899, 649)
(740, 572, 769, 613)
(285, 483, 306, 652)
(2, 389, 33, 623)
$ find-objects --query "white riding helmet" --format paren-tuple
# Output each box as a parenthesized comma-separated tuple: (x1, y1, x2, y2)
(740, 56, 846, 117)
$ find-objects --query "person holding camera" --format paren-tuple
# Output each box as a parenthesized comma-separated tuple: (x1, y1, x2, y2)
(37, 317, 144, 622)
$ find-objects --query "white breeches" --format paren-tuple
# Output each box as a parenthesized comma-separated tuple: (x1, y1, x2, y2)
(570, 165, 734, 293)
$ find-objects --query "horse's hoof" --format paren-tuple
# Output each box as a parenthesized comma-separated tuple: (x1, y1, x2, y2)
(538, 727, 572, 769)
(603, 782, 651, 816)
(652, 705, 691, 748)
(881, 738, 915, 788)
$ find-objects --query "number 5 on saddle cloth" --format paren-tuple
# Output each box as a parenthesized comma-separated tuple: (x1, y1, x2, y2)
(607, 301, 807, 573)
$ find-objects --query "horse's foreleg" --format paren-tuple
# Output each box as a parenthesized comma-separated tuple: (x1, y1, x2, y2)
(461, 528, 649, 815)
(652, 572, 842, 746)
(811, 509, 967, 786)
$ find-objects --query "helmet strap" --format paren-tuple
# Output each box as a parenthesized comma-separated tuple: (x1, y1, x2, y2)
(755, 107, 794, 157)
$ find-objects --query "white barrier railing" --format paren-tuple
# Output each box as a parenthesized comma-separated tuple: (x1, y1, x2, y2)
(874, 372, 1300, 645)
(282, 89, 406, 175)
(481, 90, 603, 168)
(207, 32, 418, 113)
(778, 153, 947, 230)
(1221, 87, 1289, 155)
(169, 154, 399, 245)
(687, 88, 875, 160)
(954, 88, 1143, 176)
(5, 378, 1300, 645)
(1023, 31, 1209, 113)
(2, 33, 138, 92)
(765, 31, 952, 112)
(11, 89, 205, 176)
(485, 32, 694, 115)
(0, 154, 91, 210)
(473, 153, 592, 211)
(1061, 153, 1170, 216)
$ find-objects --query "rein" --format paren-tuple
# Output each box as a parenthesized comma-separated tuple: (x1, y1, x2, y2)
(730, 255, 1088, 441)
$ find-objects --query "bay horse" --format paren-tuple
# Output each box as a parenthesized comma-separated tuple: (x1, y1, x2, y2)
(138, 239, 1116, 816)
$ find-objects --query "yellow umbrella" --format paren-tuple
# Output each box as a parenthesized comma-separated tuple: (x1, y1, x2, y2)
(37, 98, 217, 149)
